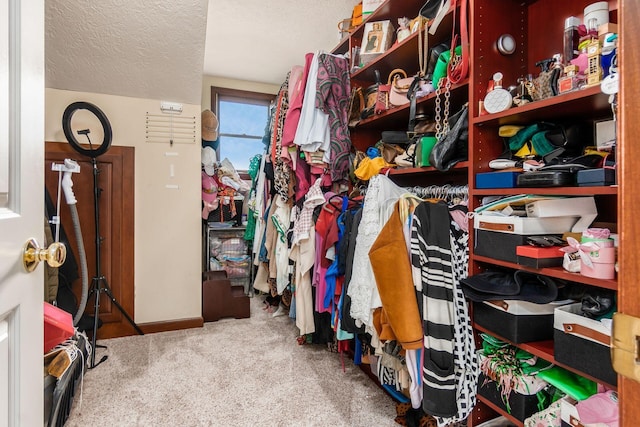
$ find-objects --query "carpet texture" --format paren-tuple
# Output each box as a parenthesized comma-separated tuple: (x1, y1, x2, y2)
(65, 296, 396, 426)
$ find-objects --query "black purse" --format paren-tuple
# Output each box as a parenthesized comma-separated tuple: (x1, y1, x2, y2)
(420, 0, 445, 19)
(429, 103, 469, 171)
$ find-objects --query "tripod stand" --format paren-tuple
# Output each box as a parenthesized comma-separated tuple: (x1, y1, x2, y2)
(62, 102, 143, 368)
(87, 154, 144, 368)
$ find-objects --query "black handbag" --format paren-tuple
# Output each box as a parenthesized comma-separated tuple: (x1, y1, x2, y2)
(420, 0, 445, 20)
(429, 103, 469, 171)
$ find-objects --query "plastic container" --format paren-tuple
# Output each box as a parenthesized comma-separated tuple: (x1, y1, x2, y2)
(584, 2, 609, 32)
(563, 17, 580, 64)
(44, 302, 74, 353)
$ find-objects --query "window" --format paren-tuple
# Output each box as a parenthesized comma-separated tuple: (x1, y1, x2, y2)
(211, 87, 274, 172)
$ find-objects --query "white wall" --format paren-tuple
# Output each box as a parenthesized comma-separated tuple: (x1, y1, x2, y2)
(201, 75, 279, 110)
(45, 88, 202, 324)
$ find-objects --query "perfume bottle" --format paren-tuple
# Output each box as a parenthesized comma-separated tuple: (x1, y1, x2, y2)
(558, 65, 579, 93)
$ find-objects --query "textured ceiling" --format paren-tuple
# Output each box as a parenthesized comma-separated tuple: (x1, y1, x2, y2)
(45, 0, 358, 104)
(203, 0, 360, 85)
(45, 0, 209, 105)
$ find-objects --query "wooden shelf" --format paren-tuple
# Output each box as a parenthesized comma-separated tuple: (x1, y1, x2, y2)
(389, 161, 469, 175)
(472, 186, 618, 196)
(474, 324, 617, 390)
(350, 4, 457, 84)
(354, 80, 469, 129)
(472, 255, 618, 290)
(475, 395, 524, 427)
(471, 86, 611, 127)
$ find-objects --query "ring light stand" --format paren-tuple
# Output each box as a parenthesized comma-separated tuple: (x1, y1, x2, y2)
(63, 102, 144, 369)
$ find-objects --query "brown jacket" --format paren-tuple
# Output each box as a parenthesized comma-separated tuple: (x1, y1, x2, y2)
(369, 201, 423, 350)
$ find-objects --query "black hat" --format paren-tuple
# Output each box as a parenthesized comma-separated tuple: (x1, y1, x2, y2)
(461, 270, 558, 304)
(461, 271, 519, 302)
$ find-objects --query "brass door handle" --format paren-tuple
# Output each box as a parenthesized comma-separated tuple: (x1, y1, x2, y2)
(22, 238, 66, 272)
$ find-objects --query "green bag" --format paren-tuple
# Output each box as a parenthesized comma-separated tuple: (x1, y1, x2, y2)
(415, 135, 438, 167)
(433, 45, 462, 89)
(536, 366, 597, 401)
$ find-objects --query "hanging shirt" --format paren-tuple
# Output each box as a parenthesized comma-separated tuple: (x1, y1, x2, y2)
(293, 52, 330, 154)
(316, 53, 352, 182)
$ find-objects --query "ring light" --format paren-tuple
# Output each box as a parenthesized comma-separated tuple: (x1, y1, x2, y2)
(62, 101, 113, 158)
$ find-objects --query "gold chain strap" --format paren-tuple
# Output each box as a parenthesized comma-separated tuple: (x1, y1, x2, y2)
(418, 18, 429, 77)
(434, 78, 452, 139)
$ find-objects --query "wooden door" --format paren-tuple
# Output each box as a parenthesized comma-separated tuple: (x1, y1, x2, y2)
(618, 0, 640, 423)
(44, 141, 135, 339)
(0, 0, 45, 425)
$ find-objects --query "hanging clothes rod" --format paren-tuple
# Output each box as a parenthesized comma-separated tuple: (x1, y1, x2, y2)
(403, 184, 468, 202)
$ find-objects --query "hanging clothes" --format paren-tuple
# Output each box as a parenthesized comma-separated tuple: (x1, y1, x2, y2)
(368, 199, 423, 350)
(411, 201, 457, 418)
(347, 174, 406, 328)
(410, 200, 478, 425)
(316, 53, 351, 182)
(293, 52, 330, 154)
(271, 73, 293, 202)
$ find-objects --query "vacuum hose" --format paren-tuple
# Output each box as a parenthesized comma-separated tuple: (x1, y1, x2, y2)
(61, 160, 88, 327)
(68, 203, 88, 326)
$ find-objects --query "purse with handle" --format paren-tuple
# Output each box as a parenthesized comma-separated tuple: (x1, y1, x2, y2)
(389, 69, 413, 107)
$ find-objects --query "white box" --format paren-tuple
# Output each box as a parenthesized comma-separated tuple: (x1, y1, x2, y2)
(362, 0, 384, 16)
(595, 119, 616, 149)
(525, 197, 597, 232)
(474, 214, 580, 235)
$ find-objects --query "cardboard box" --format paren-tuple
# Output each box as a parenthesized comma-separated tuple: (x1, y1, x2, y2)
(516, 245, 565, 268)
(554, 303, 616, 385)
(476, 171, 521, 189)
(474, 300, 571, 343)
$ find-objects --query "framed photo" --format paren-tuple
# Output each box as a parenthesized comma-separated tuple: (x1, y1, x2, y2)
(361, 20, 394, 55)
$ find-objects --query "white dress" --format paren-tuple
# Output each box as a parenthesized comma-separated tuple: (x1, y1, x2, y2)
(347, 175, 407, 327)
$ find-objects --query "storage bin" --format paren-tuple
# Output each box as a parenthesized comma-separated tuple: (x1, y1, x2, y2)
(474, 299, 572, 343)
(553, 303, 616, 385)
(44, 302, 74, 353)
(474, 229, 528, 263)
(478, 373, 550, 422)
(476, 171, 521, 189)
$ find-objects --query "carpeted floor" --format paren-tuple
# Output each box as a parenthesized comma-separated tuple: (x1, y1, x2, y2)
(65, 296, 397, 427)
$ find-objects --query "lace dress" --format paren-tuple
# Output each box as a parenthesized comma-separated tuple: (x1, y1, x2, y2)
(347, 175, 407, 326)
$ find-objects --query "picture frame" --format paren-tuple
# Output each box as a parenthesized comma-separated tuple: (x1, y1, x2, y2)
(361, 20, 393, 55)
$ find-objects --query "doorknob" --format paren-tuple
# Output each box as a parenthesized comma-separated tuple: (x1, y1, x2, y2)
(22, 238, 66, 272)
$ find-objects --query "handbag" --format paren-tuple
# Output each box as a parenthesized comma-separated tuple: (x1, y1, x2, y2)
(429, 102, 469, 171)
(348, 86, 365, 127)
(446, 0, 469, 85)
(419, 0, 445, 20)
(388, 69, 413, 107)
(373, 70, 389, 115)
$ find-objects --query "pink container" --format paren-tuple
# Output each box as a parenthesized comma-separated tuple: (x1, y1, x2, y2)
(580, 247, 616, 280)
(44, 302, 74, 353)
